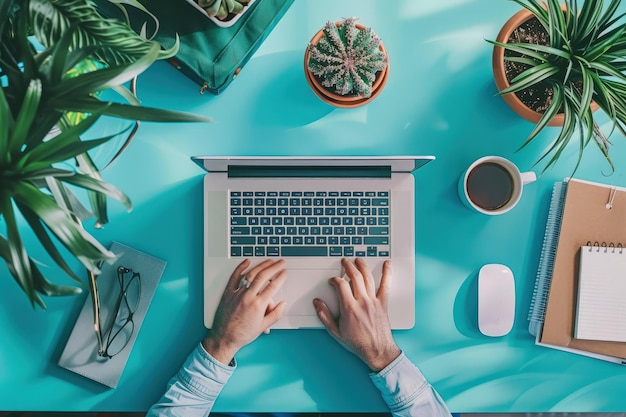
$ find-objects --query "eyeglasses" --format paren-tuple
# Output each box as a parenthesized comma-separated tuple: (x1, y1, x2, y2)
(89, 266, 141, 359)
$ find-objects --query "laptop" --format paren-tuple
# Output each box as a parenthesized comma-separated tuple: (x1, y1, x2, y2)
(191, 156, 434, 329)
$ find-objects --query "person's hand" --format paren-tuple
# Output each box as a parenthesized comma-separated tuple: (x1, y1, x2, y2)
(313, 258, 401, 372)
(202, 259, 287, 365)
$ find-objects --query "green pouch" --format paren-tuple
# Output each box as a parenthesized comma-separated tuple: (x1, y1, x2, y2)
(95, 0, 294, 94)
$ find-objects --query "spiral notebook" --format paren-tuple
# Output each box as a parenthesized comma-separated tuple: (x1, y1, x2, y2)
(529, 178, 626, 364)
(575, 243, 626, 342)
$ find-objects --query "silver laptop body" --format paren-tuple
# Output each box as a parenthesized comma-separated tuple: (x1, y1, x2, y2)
(191, 156, 434, 329)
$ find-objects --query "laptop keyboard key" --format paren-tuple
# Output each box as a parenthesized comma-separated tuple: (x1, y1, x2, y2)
(282, 246, 328, 256)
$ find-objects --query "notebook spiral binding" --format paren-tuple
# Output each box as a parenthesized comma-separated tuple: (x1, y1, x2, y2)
(528, 181, 567, 337)
(585, 241, 625, 253)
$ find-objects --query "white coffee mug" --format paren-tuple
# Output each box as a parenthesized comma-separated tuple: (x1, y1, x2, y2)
(458, 156, 536, 215)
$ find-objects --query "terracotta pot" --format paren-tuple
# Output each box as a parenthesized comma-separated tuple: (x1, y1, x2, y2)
(492, 6, 598, 126)
(304, 22, 389, 108)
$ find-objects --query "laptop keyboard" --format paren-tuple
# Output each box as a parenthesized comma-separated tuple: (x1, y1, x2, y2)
(229, 190, 390, 257)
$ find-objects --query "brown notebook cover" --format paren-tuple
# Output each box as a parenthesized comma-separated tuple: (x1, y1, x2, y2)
(540, 179, 626, 358)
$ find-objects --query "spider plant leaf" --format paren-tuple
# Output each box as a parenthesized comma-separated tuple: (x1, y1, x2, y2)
(577, 0, 603, 39)
(487, 40, 549, 63)
(591, 72, 618, 134)
(15, 200, 82, 285)
(596, 0, 624, 33)
(586, 26, 626, 61)
(502, 56, 545, 67)
(547, 0, 567, 47)
(511, 0, 549, 26)
(499, 63, 560, 95)
(0, 195, 37, 305)
(587, 61, 626, 83)
(578, 65, 595, 119)
(521, 83, 564, 147)
(11, 181, 117, 273)
(566, 0, 578, 39)
(58, 172, 131, 211)
(534, 100, 576, 171)
(493, 40, 571, 61)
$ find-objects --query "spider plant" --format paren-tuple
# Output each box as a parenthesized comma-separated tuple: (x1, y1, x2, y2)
(0, 0, 209, 308)
(488, 0, 626, 172)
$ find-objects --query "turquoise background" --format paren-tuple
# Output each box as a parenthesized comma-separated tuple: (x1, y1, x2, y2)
(3, 0, 626, 413)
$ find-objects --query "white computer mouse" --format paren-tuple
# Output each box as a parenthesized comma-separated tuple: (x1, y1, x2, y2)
(478, 264, 515, 337)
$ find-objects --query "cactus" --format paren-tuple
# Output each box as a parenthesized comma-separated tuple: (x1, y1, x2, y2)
(307, 17, 387, 97)
(197, 0, 251, 20)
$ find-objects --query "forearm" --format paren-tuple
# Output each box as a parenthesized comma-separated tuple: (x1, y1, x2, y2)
(370, 352, 452, 417)
(147, 342, 235, 417)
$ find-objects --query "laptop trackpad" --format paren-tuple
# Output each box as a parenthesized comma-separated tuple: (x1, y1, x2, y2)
(281, 269, 340, 317)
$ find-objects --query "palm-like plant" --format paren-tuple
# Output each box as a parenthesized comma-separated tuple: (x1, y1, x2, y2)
(488, 0, 626, 172)
(0, 0, 209, 308)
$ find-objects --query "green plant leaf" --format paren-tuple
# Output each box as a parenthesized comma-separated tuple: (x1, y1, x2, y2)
(0, 194, 37, 305)
(488, 40, 550, 62)
(0, 79, 12, 164)
(51, 95, 212, 122)
(58, 172, 131, 211)
(18, 105, 109, 168)
(500, 63, 560, 95)
(74, 152, 109, 225)
(0, 234, 47, 308)
(11, 181, 117, 273)
(15, 200, 83, 285)
(547, 0, 567, 48)
(522, 83, 565, 148)
(29, 0, 169, 65)
(9, 79, 42, 157)
(48, 42, 160, 99)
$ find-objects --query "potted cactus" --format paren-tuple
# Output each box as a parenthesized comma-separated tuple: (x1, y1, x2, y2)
(304, 17, 389, 108)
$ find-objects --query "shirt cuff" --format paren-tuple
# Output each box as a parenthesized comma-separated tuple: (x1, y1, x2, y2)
(369, 351, 428, 410)
(175, 342, 237, 399)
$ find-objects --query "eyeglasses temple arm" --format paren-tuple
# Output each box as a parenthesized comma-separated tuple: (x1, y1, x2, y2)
(88, 270, 104, 355)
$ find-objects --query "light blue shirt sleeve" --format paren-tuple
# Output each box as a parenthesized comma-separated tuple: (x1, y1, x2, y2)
(146, 342, 235, 417)
(147, 345, 450, 417)
(370, 352, 452, 417)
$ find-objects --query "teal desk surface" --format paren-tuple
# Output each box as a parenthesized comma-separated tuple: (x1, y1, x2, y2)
(3, 0, 626, 413)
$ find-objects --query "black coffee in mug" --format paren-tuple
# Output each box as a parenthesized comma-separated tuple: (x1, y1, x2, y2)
(466, 162, 514, 210)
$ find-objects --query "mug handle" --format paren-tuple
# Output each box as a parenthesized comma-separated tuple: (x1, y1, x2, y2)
(521, 171, 537, 185)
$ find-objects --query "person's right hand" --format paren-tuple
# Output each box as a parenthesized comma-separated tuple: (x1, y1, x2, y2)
(202, 259, 287, 365)
(313, 258, 401, 372)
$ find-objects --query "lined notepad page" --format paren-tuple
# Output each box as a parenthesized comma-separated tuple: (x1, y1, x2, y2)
(575, 245, 626, 342)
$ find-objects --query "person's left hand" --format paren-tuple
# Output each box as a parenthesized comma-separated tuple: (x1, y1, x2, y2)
(202, 259, 288, 365)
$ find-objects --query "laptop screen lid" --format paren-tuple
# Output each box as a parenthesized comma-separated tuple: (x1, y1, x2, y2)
(192, 155, 434, 330)
(191, 155, 434, 173)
